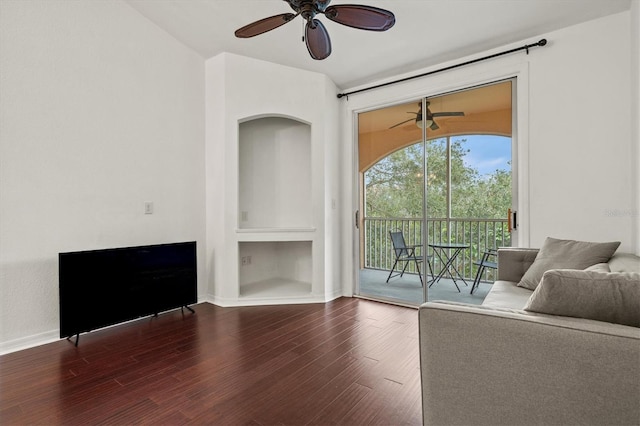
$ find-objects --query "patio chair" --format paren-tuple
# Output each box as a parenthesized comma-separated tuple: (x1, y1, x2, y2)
(386, 230, 433, 286)
(470, 248, 498, 294)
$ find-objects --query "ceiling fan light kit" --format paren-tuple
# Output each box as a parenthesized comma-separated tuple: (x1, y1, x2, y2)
(234, 0, 395, 60)
(415, 117, 433, 130)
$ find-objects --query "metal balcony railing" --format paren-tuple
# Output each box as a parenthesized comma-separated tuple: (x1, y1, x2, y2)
(364, 217, 510, 282)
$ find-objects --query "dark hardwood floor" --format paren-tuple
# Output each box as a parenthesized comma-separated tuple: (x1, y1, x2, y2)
(0, 298, 422, 425)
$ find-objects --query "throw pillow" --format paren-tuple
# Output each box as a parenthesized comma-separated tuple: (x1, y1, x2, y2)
(517, 237, 620, 290)
(524, 269, 640, 327)
(608, 253, 640, 273)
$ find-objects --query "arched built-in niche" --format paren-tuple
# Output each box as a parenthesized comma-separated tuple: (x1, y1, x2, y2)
(237, 116, 315, 301)
(238, 116, 312, 230)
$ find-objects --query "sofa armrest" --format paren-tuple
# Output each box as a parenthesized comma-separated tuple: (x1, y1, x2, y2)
(419, 302, 640, 426)
(497, 247, 539, 282)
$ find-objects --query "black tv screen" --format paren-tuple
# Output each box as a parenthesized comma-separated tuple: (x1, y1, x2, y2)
(59, 241, 197, 339)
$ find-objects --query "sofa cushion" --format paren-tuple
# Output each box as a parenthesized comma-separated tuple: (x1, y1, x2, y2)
(524, 269, 640, 327)
(517, 237, 620, 290)
(481, 280, 533, 309)
(584, 263, 611, 272)
(608, 252, 640, 273)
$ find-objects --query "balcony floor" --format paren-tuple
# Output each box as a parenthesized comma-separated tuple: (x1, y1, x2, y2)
(358, 268, 492, 306)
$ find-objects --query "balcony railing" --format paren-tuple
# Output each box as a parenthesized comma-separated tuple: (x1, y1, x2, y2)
(364, 217, 511, 282)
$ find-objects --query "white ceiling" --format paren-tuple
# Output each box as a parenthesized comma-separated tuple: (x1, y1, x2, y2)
(125, 0, 631, 89)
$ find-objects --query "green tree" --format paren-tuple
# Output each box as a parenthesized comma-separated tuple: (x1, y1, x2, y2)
(365, 136, 511, 220)
(364, 143, 424, 217)
(364, 136, 512, 275)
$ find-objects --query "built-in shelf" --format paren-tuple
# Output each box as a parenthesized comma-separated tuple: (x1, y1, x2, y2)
(236, 227, 316, 242)
(233, 115, 322, 305)
(206, 62, 339, 308)
(238, 240, 312, 300)
(239, 279, 312, 299)
(236, 227, 316, 233)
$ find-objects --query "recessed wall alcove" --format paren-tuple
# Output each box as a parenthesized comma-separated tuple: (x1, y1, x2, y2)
(238, 240, 312, 299)
(233, 115, 319, 304)
(238, 116, 312, 230)
(205, 53, 341, 308)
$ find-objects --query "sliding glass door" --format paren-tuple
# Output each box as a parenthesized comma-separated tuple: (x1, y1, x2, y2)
(357, 98, 426, 305)
(356, 80, 514, 306)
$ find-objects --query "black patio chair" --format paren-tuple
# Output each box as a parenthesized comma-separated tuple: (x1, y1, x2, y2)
(386, 230, 434, 286)
(470, 248, 498, 294)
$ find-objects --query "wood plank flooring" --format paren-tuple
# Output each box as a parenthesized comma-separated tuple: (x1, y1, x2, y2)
(0, 298, 422, 425)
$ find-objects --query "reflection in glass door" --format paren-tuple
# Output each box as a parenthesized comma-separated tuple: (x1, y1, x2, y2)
(356, 80, 514, 307)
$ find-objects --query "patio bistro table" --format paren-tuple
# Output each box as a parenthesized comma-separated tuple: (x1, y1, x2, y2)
(428, 242, 470, 292)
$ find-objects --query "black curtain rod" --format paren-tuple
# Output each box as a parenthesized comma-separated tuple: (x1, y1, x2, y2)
(337, 38, 547, 99)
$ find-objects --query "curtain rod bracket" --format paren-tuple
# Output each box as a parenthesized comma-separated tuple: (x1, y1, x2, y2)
(336, 38, 548, 99)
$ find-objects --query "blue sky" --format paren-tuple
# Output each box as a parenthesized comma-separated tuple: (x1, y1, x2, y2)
(457, 135, 511, 177)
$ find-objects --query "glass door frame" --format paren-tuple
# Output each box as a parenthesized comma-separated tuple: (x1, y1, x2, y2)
(348, 62, 531, 304)
(353, 77, 523, 305)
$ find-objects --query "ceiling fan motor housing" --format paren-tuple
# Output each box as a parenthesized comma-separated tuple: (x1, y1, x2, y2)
(287, 0, 331, 24)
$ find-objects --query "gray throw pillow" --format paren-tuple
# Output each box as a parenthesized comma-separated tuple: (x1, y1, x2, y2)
(517, 237, 620, 290)
(524, 269, 640, 327)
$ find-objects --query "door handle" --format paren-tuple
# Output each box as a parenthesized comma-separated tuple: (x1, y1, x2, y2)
(355, 210, 359, 229)
(508, 208, 517, 232)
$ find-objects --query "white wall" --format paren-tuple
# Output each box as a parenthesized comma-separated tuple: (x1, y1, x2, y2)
(341, 11, 638, 295)
(0, 0, 205, 352)
(527, 12, 633, 250)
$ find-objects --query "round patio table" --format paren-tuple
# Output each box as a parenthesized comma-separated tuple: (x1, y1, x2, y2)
(428, 242, 470, 292)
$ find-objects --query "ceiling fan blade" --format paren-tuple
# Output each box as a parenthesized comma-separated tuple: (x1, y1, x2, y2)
(235, 13, 296, 38)
(389, 117, 415, 129)
(430, 121, 440, 131)
(305, 19, 331, 60)
(323, 5, 395, 31)
(432, 112, 465, 117)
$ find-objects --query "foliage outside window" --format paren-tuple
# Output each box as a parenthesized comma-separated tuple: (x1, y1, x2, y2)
(364, 136, 511, 279)
(365, 136, 511, 219)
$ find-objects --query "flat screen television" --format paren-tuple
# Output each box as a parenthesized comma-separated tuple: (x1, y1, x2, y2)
(59, 241, 197, 340)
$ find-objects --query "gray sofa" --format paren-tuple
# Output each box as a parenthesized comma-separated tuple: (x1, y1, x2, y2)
(419, 247, 640, 426)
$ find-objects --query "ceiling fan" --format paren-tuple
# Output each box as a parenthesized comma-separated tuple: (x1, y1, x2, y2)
(389, 102, 465, 131)
(234, 0, 395, 60)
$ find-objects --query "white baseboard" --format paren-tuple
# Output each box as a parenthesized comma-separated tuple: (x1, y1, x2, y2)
(0, 302, 204, 356)
(0, 330, 60, 356)
(0, 296, 345, 356)
(206, 292, 344, 307)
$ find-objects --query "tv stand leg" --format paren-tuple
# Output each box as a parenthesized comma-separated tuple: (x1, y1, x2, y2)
(183, 305, 195, 314)
(67, 334, 80, 347)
